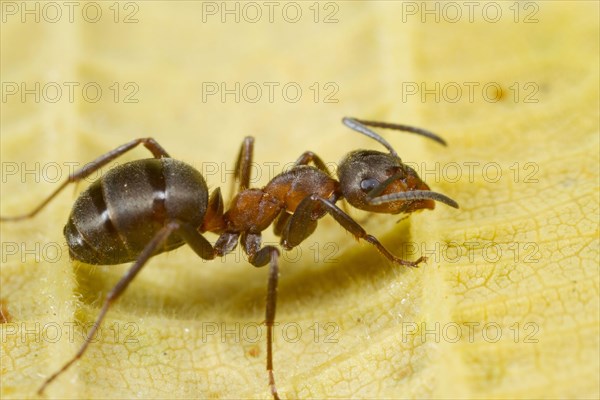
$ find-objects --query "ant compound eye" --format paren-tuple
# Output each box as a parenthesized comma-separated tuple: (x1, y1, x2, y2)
(360, 178, 379, 192)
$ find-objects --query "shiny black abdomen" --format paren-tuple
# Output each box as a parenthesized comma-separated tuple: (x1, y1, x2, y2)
(64, 158, 208, 265)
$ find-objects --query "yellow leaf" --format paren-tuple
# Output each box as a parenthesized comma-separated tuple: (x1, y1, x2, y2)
(1, 2, 598, 399)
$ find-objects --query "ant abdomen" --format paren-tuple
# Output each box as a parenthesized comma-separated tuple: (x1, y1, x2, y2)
(64, 158, 208, 265)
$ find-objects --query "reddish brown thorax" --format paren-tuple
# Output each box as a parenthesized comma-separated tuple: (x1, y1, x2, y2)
(222, 167, 339, 235)
(224, 189, 282, 233)
(264, 167, 339, 212)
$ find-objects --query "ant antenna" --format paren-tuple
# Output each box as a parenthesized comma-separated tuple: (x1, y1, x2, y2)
(353, 118, 447, 146)
(369, 190, 459, 209)
(343, 117, 399, 158)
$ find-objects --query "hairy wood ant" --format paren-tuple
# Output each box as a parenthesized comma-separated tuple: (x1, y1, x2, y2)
(0, 117, 458, 399)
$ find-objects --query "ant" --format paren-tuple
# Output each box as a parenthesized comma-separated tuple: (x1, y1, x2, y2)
(0, 117, 458, 399)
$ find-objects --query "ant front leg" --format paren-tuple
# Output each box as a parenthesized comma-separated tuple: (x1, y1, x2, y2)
(273, 211, 291, 237)
(293, 151, 355, 216)
(294, 151, 332, 177)
(1, 138, 170, 221)
(282, 194, 424, 267)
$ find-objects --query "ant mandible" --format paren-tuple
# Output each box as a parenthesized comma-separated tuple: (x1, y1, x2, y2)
(0, 117, 458, 400)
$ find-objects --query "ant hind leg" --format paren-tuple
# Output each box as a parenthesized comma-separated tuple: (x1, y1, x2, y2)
(1, 138, 171, 222)
(37, 220, 181, 395)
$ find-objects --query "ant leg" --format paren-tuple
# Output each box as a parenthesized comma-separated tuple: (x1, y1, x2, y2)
(242, 232, 280, 267)
(229, 137, 255, 203)
(241, 232, 281, 400)
(37, 220, 181, 395)
(294, 151, 355, 215)
(265, 248, 281, 400)
(282, 195, 424, 267)
(277, 148, 336, 236)
(176, 222, 218, 260)
(276, 196, 322, 248)
(214, 231, 240, 257)
(272, 151, 338, 237)
(1, 138, 171, 221)
(294, 151, 332, 177)
(273, 211, 291, 237)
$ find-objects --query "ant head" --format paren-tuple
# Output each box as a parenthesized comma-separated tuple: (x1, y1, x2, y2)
(338, 118, 459, 214)
(338, 150, 437, 213)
